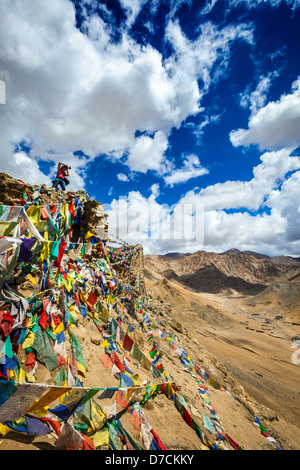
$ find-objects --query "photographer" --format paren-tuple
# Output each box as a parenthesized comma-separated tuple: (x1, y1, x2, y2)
(52, 162, 71, 191)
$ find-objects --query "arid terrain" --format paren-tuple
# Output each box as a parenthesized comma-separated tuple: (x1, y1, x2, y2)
(144, 250, 300, 440)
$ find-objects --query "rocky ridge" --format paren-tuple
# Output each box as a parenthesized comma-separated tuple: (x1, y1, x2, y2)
(145, 249, 300, 293)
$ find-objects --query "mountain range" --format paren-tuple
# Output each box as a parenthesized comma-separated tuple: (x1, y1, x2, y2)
(145, 249, 300, 295)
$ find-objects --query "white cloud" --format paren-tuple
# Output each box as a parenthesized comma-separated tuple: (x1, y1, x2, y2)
(229, 0, 300, 9)
(106, 185, 292, 256)
(0, 0, 255, 185)
(107, 148, 300, 255)
(118, 0, 148, 27)
(181, 148, 300, 212)
(201, 0, 300, 15)
(164, 154, 209, 187)
(118, 0, 194, 28)
(266, 170, 300, 243)
(9, 152, 51, 186)
(106, 189, 205, 254)
(231, 78, 300, 150)
(150, 183, 160, 198)
(165, 19, 254, 93)
(117, 173, 129, 182)
(126, 131, 169, 173)
(239, 72, 279, 116)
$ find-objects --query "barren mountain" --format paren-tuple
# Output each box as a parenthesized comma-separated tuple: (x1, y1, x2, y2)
(145, 250, 300, 295)
(144, 248, 300, 448)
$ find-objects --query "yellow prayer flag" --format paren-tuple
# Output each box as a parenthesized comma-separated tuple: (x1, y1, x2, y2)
(200, 443, 210, 450)
(100, 339, 110, 349)
(0, 423, 10, 437)
(53, 321, 65, 335)
(27, 407, 49, 418)
(27, 274, 37, 285)
(18, 367, 27, 383)
(26, 374, 36, 383)
(77, 361, 86, 377)
(9, 369, 17, 381)
(90, 401, 106, 432)
(131, 374, 142, 387)
(27, 206, 41, 227)
(59, 382, 69, 403)
(22, 331, 35, 349)
(27, 386, 72, 413)
(85, 230, 94, 239)
(63, 277, 72, 293)
(91, 429, 109, 448)
(38, 241, 50, 263)
(99, 308, 110, 322)
(167, 381, 174, 399)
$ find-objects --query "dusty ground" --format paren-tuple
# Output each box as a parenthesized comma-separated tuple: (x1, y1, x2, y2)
(1, 256, 300, 450)
(144, 275, 300, 450)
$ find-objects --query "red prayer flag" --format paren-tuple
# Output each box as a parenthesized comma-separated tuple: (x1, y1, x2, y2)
(26, 352, 36, 371)
(54, 242, 67, 268)
(87, 290, 98, 306)
(116, 390, 128, 408)
(182, 406, 193, 428)
(122, 333, 134, 352)
(80, 434, 96, 450)
(111, 351, 125, 372)
(151, 429, 167, 450)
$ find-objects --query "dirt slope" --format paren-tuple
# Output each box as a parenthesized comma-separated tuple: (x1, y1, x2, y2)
(144, 252, 300, 450)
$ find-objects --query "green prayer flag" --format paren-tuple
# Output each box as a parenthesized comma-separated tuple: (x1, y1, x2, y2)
(69, 331, 86, 376)
(149, 348, 157, 358)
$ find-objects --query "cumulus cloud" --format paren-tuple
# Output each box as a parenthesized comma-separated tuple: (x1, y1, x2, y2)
(164, 154, 209, 187)
(8, 152, 51, 186)
(126, 131, 169, 173)
(266, 170, 300, 243)
(106, 189, 205, 254)
(117, 173, 129, 182)
(179, 149, 300, 211)
(230, 78, 300, 150)
(150, 183, 160, 198)
(0, 0, 254, 186)
(107, 148, 300, 255)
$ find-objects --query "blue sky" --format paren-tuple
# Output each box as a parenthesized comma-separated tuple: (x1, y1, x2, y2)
(0, 0, 300, 255)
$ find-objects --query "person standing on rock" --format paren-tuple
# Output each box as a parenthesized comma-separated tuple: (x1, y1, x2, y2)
(52, 162, 70, 191)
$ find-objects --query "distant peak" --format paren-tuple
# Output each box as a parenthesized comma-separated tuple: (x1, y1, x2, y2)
(221, 248, 241, 255)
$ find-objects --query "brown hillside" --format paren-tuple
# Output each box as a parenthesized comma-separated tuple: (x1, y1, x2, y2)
(145, 250, 300, 293)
